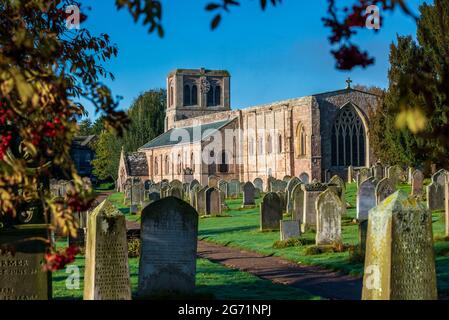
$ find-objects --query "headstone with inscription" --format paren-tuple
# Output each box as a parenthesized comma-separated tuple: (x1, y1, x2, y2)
(286, 177, 301, 215)
(357, 168, 372, 186)
(315, 189, 343, 245)
(373, 163, 384, 181)
(292, 183, 304, 222)
(427, 169, 447, 211)
(411, 169, 424, 197)
(362, 191, 437, 300)
(301, 182, 327, 232)
(205, 187, 221, 216)
(195, 187, 208, 216)
(260, 193, 282, 231)
(253, 178, 264, 192)
(83, 200, 131, 300)
(218, 180, 228, 198)
(228, 179, 240, 199)
(208, 175, 219, 188)
(138, 197, 198, 297)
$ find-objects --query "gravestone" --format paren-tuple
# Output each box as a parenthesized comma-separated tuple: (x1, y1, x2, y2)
(0, 221, 51, 300)
(160, 185, 170, 199)
(138, 197, 198, 297)
(280, 220, 301, 241)
(168, 186, 183, 200)
(373, 163, 384, 181)
(195, 187, 207, 216)
(205, 187, 221, 216)
(228, 179, 240, 198)
(189, 179, 200, 194)
(218, 180, 228, 198)
(253, 178, 264, 192)
(189, 184, 201, 208)
(84, 200, 131, 300)
(277, 191, 286, 212)
(254, 188, 261, 199)
(357, 177, 377, 221)
(362, 191, 437, 300)
(286, 177, 301, 215)
(376, 178, 396, 205)
(208, 175, 219, 188)
(358, 219, 369, 258)
(148, 192, 161, 204)
(242, 182, 256, 206)
(315, 189, 343, 245)
(292, 183, 304, 222)
(387, 165, 403, 186)
(283, 175, 292, 182)
(131, 180, 144, 205)
(144, 180, 153, 190)
(270, 179, 287, 193)
(301, 182, 327, 232)
(260, 193, 282, 231)
(427, 169, 447, 211)
(328, 175, 346, 205)
(411, 169, 424, 196)
(358, 168, 372, 186)
(299, 172, 309, 184)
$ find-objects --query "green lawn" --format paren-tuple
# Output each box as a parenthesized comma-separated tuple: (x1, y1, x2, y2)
(105, 184, 449, 297)
(52, 248, 319, 300)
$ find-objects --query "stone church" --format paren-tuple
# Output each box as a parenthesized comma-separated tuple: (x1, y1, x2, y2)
(117, 68, 379, 190)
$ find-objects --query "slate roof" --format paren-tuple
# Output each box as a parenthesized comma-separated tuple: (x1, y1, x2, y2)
(72, 135, 97, 148)
(140, 119, 235, 150)
(126, 152, 148, 177)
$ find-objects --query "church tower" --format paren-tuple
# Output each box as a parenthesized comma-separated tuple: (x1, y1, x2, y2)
(165, 68, 231, 131)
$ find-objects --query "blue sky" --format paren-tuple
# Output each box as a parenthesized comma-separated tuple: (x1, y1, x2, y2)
(79, 0, 428, 120)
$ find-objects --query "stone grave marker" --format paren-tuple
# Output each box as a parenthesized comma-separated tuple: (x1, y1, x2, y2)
(286, 177, 301, 215)
(357, 168, 372, 186)
(373, 163, 384, 181)
(242, 182, 256, 206)
(362, 191, 437, 300)
(138, 197, 198, 297)
(205, 187, 221, 216)
(427, 169, 447, 211)
(292, 183, 304, 222)
(280, 220, 301, 241)
(208, 175, 219, 188)
(84, 200, 131, 300)
(315, 189, 343, 245)
(195, 186, 208, 216)
(301, 182, 327, 232)
(228, 179, 241, 198)
(376, 178, 396, 205)
(253, 178, 264, 192)
(260, 193, 282, 231)
(357, 177, 377, 221)
(411, 169, 424, 196)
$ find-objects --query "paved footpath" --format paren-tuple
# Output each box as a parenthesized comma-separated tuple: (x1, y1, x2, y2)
(197, 240, 363, 300)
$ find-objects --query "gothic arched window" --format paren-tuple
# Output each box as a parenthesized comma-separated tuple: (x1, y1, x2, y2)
(164, 155, 170, 174)
(177, 154, 182, 175)
(295, 123, 306, 157)
(267, 135, 272, 154)
(184, 84, 191, 106)
(331, 105, 366, 167)
(191, 85, 198, 105)
(169, 84, 174, 107)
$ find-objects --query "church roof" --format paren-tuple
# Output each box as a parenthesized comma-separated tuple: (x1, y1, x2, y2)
(125, 152, 148, 176)
(139, 119, 235, 150)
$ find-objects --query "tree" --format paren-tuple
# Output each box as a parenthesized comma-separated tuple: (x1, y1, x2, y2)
(369, 1, 449, 169)
(78, 118, 93, 136)
(92, 89, 166, 180)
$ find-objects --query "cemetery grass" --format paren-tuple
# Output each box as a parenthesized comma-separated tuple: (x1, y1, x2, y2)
(52, 241, 320, 300)
(198, 183, 449, 297)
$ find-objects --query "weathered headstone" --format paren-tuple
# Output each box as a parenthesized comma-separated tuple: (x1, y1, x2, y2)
(195, 187, 207, 216)
(227, 179, 240, 198)
(254, 188, 261, 199)
(286, 177, 301, 215)
(131, 180, 144, 205)
(242, 182, 256, 206)
(0, 222, 50, 300)
(270, 179, 287, 193)
(301, 182, 327, 232)
(218, 180, 228, 198)
(189, 184, 201, 208)
(189, 179, 200, 194)
(138, 197, 198, 297)
(387, 165, 403, 187)
(358, 219, 368, 258)
(373, 163, 384, 181)
(315, 189, 343, 245)
(358, 168, 372, 186)
(260, 193, 282, 231)
(328, 175, 346, 205)
(208, 175, 219, 188)
(357, 177, 377, 221)
(427, 169, 447, 211)
(292, 183, 304, 222)
(411, 169, 424, 196)
(253, 178, 264, 192)
(299, 172, 309, 184)
(84, 200, 131, 300)
(362, 191, 437, 300)
(205, 187, 221, 216)
(376, 177, 396, 205)
(280, 220, 301, 241)
(277, 191, 286, 212)
(168, 186, 183, 200)
(283, 175, 292, 182)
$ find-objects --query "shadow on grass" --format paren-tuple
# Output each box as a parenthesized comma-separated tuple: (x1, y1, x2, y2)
(198, 225, 257, 237)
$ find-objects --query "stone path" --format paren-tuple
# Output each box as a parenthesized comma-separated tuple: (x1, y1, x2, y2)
(197, 240, 363, 300)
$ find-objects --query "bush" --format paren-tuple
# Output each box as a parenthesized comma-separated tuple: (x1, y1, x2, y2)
(272, 237, 314, 249)
(303, 242, 352, 256)
(128, 237, 141, 258)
